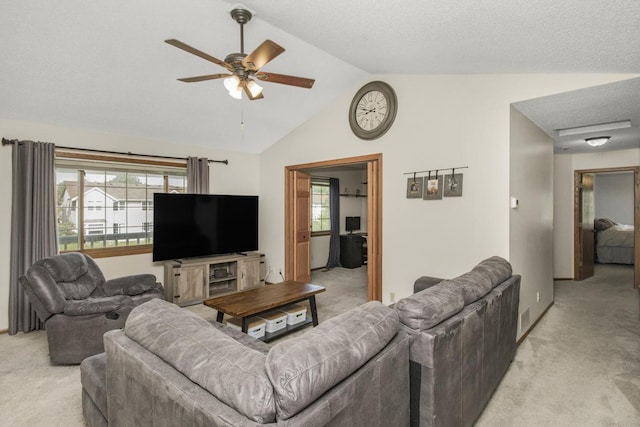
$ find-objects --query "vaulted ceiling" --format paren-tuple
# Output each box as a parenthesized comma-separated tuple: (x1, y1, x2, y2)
(2, 1, 639, 153)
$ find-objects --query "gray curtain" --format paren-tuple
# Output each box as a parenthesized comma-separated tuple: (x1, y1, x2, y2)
(9, 140, 58, 334)
(187, 157, 210, 194)
(325, 178, 341, 269)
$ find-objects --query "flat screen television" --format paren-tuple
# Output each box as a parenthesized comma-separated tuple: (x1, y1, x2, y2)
(153, 193, 258, 262)
(345, 216, 361, 234)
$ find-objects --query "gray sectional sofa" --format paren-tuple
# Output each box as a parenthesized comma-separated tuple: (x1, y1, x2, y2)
(395, 256, 521, 427)
(81, 298, 410, 426)
(80, 256, 519, 427)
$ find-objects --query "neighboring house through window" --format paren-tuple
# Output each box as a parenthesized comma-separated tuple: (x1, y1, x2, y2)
(56, 153, 187, 257)
(311, 179, 331, 235)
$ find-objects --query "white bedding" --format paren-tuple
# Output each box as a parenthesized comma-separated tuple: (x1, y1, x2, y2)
(597, 224, 634, 248)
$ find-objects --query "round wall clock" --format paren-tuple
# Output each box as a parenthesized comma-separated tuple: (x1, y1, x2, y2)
(348, 81, 398, 140)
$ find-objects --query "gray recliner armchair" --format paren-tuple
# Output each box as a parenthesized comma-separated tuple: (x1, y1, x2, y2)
(19, 252, 164, 364)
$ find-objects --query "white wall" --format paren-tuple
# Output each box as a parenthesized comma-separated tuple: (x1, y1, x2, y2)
(594, 172, 634, 224)
(553, 149, 640, 278)
(258, 74, 634, 312)
(0, 119, 260, 330)
(509, 107, 554, 337)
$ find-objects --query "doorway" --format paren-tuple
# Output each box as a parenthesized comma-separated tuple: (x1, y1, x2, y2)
(284, 154, 382, 301)
(574, 166, 640, 289)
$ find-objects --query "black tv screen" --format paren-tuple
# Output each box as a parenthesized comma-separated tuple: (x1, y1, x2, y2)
(346, 216, 361, 233)
(153, 193, 258, 262)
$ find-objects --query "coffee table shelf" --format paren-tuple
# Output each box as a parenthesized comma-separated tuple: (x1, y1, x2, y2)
(262, 317, 314, 342)
(203, 281, 326, 342)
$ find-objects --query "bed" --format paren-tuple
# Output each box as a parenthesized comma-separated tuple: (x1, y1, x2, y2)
(594, 218, 634, 265)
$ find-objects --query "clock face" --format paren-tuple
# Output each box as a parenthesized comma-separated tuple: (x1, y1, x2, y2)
(349, 81, 397, 140)
(355, 90, 388, 131)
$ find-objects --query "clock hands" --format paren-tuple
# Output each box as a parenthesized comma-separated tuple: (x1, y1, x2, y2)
(358, 107, 376, 115)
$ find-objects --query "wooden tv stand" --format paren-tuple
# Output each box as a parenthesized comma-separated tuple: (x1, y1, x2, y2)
(163, 252, 266, 307)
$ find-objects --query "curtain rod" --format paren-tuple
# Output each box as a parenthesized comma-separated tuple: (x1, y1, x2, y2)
(2, 138, 229, 165)
(403, 166, 468, 176)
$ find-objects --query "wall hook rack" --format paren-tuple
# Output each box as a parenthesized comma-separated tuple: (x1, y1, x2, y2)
(403, 166, 469, 176)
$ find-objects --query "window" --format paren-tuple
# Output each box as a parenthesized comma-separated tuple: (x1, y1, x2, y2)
(311, 180, 331, 234)
(56, 154, 188, 257)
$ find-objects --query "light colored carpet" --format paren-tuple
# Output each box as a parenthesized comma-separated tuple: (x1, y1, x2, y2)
(476, 264, 640, 426)
(1, 264, 638, 426)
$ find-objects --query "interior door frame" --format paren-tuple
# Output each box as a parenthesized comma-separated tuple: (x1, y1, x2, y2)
(285, 153, 383, 301)
(573, 166, 640, 289)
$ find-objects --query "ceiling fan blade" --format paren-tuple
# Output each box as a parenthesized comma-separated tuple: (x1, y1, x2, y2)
(254, 72, 315, 89)
(177, 73, 231, 83)
(165, 39, 231, 70)
(242, 40, 285, 71)
(240, 80, 264, 101)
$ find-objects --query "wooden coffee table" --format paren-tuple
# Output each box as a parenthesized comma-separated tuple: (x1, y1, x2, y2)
(203, 281, 326, 342)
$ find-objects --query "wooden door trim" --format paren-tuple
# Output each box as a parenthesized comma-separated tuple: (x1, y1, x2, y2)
(285, 153, 383, 301)
(573, 166, 640, 289)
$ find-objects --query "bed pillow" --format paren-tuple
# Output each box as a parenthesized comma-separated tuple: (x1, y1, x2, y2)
(594, 218, 616, 232)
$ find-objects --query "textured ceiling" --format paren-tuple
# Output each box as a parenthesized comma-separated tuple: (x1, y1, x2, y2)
(1, 1, 639, 153)
(514, 78, 640, 154)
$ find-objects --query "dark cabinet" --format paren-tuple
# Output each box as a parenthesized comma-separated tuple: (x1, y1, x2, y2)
(340, 234, 366, 269)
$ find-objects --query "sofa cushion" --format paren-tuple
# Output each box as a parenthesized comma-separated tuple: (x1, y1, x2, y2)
(266, 301, 398, 420)
(80, 352, 108, 419)
(413, 276, 444, 293)
(395, 282, 465, 330)
(449, 270, 493, 305)
(472, 256, 512, 289)
(124, 299, 275, 423)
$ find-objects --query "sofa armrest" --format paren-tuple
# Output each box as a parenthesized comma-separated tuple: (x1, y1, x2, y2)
(103, 274, 159, 296)
(414, 276, 444, 293)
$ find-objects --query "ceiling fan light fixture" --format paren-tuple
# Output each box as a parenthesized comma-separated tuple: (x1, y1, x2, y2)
(223, 76, 240, 92)
(247, 80, 263, 97)
(228, 85, 243, 99)
(585, 136, 610, 147)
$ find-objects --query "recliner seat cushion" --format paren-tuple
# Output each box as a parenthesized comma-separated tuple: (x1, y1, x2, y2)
(124, 299, 275, 424)
(266, 301, 398, 420)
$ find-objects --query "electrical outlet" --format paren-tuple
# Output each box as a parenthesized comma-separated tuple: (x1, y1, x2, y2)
(390, 292, 396, 303)
(536, 292, 540, 303)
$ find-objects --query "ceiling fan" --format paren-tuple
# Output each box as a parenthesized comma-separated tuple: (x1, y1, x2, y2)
(165, 7, 315, 100)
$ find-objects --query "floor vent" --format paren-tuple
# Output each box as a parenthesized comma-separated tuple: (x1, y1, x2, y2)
(520, 308, 530, 332)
